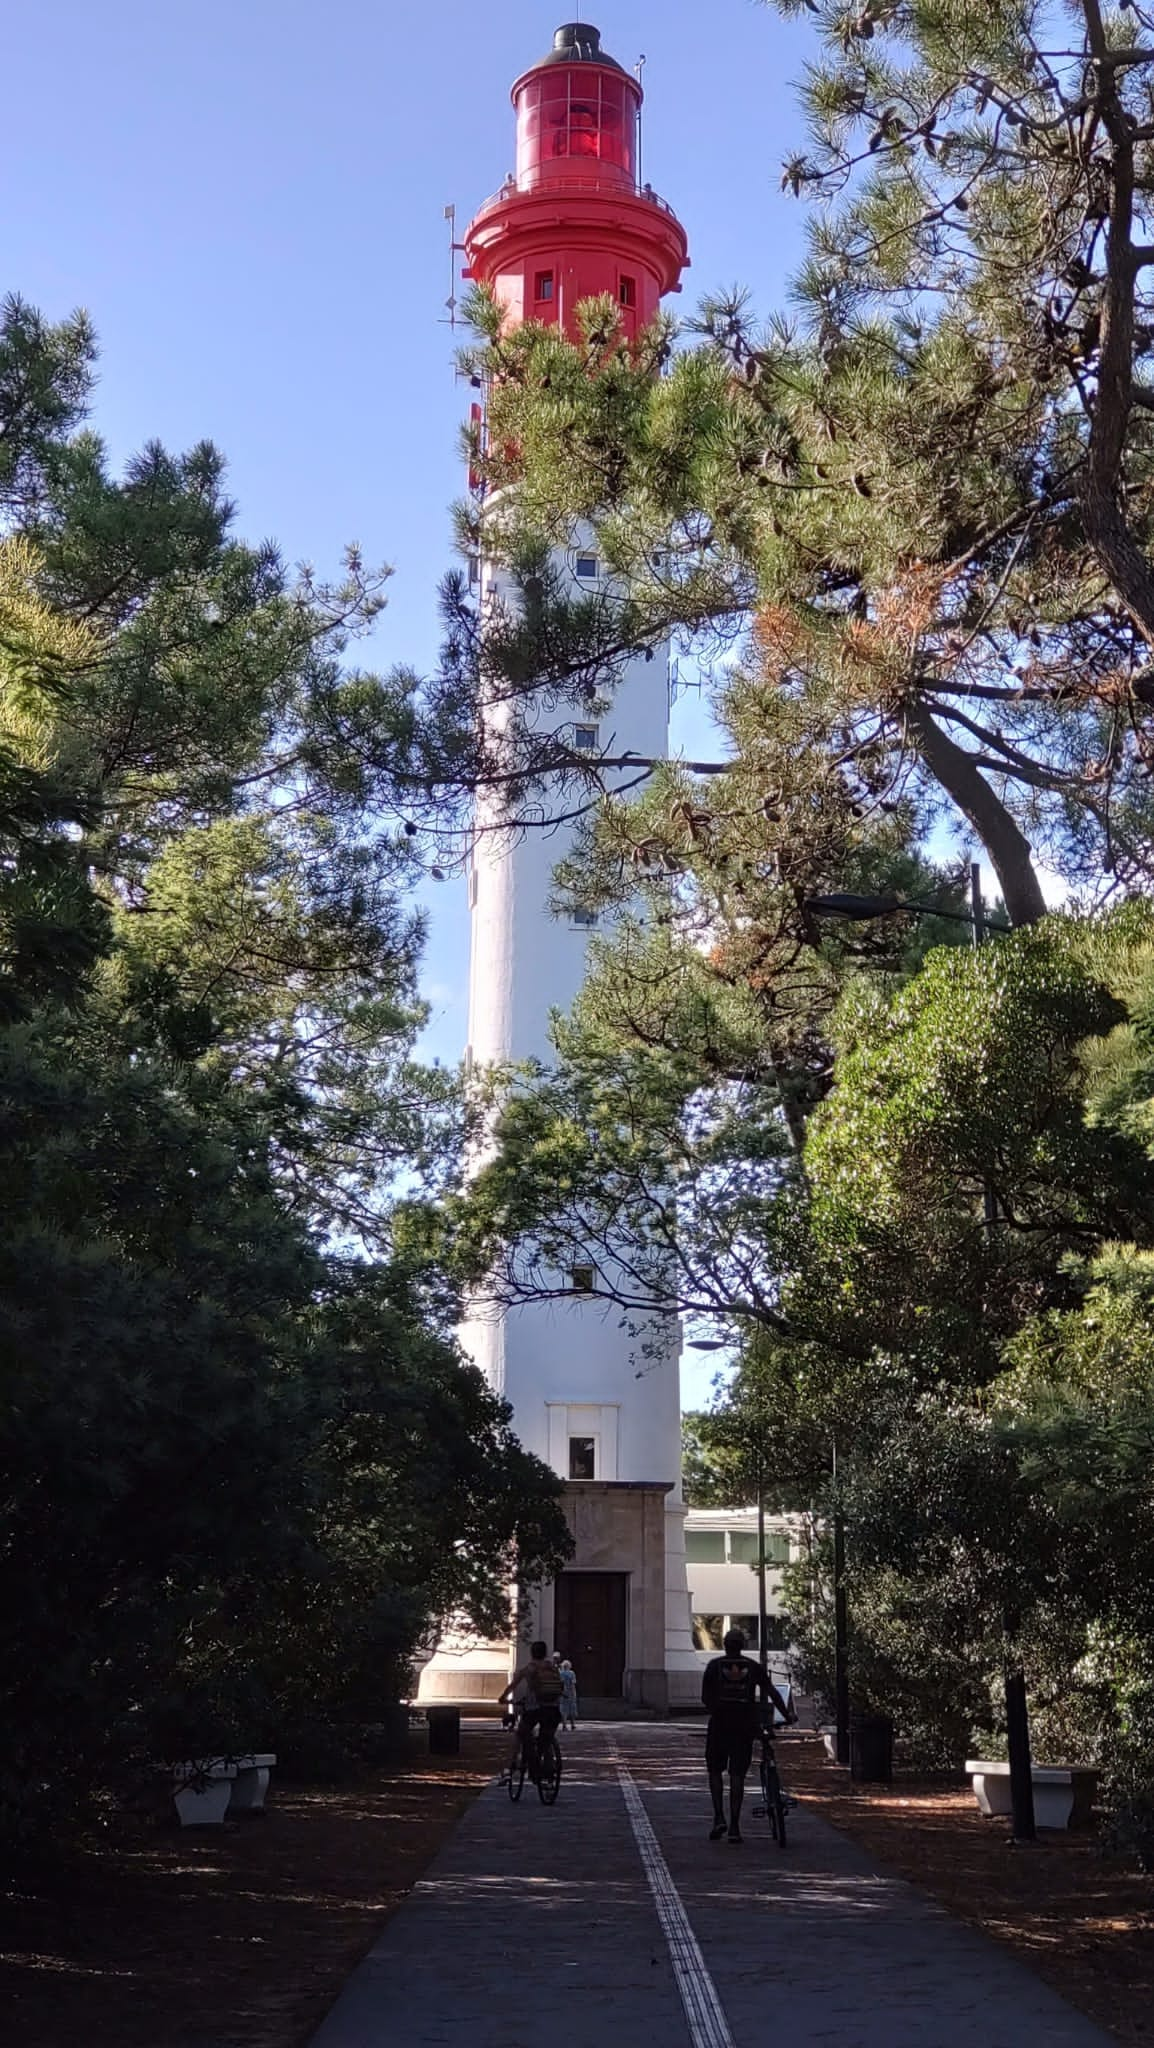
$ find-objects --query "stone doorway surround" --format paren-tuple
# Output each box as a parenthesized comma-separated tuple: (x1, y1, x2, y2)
(533, 1480, 672, 1712)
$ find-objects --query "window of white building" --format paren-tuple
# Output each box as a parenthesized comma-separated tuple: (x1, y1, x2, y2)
(573, 723, 598, 751)
(729, 1531, 792, 1567)
(547, 1403, 618, 1481)
(569, 1435, 597, 1480)
(571, 906, 598, 928)
(574, 553, 599, 580)
(569, 1263, 595, 1293)
(691, 1611, 791, 1654)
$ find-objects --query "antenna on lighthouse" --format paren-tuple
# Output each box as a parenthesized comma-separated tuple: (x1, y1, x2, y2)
(442, 203, 471, 331)
(635, 53, 647, 187)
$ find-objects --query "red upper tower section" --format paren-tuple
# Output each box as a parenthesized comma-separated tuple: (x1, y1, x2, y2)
(464, 22, 689, 343)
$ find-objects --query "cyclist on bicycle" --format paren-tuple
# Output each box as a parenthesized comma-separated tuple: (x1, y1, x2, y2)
(702, 1627, 794, 1844)
(498, 1641, 562, 1782)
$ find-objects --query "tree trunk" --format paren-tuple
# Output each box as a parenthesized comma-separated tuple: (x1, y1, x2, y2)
(1079, 1, 1154, 652)
(906, 702, 1047, 926)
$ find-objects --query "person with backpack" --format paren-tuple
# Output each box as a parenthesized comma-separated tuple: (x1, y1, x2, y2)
(497, 1641, 563, 1782)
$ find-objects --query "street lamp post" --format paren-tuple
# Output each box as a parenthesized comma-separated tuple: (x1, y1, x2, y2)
(831, 1442, 850, 1767)
(755, 1446, 770, 1691)
(966, 869, 1037, 1844)
(687, 1339, 773, 1689)
(807, 874, 1036, 1840)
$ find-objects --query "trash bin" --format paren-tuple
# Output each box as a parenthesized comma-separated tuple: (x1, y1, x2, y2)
(850, 1713, 893, 1783)
(426, 1706, 461, 1756)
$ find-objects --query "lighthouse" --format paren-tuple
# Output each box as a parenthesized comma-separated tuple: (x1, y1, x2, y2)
(420, 22, 699, 1712)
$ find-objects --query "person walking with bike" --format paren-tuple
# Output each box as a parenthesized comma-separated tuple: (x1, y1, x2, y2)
(498, 1641, 563, 1786)
(702, 1628, 793, 1844)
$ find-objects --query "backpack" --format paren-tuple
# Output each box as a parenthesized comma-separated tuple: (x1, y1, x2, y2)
(533, 1659, 563, 1704)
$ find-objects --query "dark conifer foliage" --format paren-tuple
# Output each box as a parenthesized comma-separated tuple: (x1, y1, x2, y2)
(0, 300, 569, 1838)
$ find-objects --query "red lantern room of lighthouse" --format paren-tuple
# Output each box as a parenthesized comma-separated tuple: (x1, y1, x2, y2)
(463, 22, 689, 341)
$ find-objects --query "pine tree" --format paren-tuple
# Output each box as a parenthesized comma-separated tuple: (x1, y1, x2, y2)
(425, 2, 1154, 922)
(0, 301, 572, 1837)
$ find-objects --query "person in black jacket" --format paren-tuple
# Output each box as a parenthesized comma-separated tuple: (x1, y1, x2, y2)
(701, 1628, 794, 1842)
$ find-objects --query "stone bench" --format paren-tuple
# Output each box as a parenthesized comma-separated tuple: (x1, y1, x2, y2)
(965, 1759, 1099, 1830)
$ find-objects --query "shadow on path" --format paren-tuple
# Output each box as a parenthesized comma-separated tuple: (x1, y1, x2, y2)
(307, 1723, 1114, 2048)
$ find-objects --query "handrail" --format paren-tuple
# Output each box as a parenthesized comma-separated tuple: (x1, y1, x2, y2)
(471, 171, 680, 222)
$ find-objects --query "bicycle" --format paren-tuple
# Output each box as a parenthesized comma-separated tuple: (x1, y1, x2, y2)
(507, 1712, 563, 1806)
(753, 1724, 788, 1846)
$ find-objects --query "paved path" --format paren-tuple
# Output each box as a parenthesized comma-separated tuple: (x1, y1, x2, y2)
(307, 1723, 1113, 2048)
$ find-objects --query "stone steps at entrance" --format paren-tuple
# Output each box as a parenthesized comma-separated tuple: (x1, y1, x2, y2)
(575, 1696, 661, 1721)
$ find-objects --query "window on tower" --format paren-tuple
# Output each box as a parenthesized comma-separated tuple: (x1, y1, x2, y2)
(573, 723, 598, 752)
(571, 906, 598, 928)
(574, 553, 599, 580)
(570, 1263, 596, 1293)
(619, 275, 636, 308)
(534, 270, 554, 303)
(569, 1435, 597, 1480)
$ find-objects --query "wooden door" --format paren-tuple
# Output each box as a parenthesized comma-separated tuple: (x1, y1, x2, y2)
(554, 1572, 627, 1697)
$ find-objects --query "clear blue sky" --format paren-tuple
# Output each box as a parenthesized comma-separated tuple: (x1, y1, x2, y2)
(6, 0, 818, 1398)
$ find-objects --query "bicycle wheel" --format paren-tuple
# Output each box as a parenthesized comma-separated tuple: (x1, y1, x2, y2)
(508, 1747, 527, 1802)
(765, 1760, 787, 1847)
(537, 1734, 562, 1805)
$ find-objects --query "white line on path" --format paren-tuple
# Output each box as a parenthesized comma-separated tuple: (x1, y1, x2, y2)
(609, 1741, 736, 2048)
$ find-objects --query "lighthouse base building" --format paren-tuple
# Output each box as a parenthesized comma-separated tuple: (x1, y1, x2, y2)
(417, 21, 700, 1713)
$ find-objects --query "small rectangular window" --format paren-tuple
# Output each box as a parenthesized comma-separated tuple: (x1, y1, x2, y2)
(569, 1435, 596, 1480)
(535, 270, 554, 302)
(571, 906, 598, 928)
(619, 275, 636, 308)
(573, 723, 598, 752)
(574, 553, 599, 579)
(467, 866, 478, 907)
(729, 1530, 791, 1567)
(570, 1263, 595, 1293)
(685, 1530, 726, 1564)
(728, 1613, 760, 1649)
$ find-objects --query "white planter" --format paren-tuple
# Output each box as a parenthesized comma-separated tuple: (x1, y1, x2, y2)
(965, 1760, 1099, 1830)
(172, 1760, 236, 1827)
(229, 1753, 276, 1813)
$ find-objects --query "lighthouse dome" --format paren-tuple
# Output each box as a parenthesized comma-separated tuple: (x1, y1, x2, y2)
(531, 23, 629, 75)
